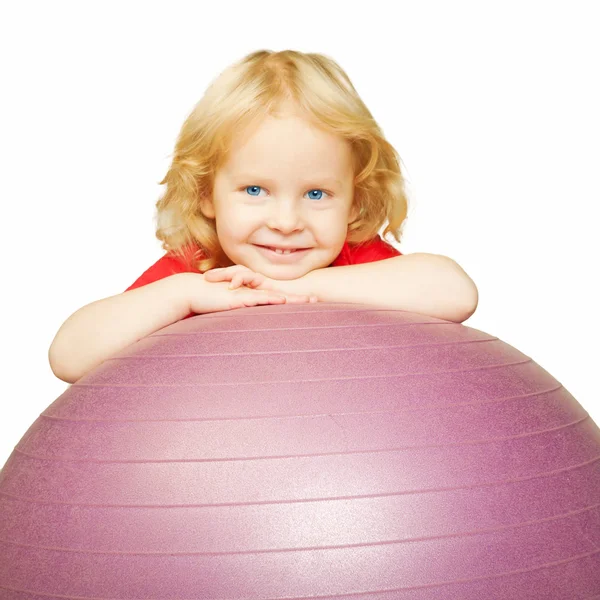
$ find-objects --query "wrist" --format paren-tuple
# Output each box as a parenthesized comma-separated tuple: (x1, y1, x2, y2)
(173, 272, 206, 317)
(277, 268, 321, 300)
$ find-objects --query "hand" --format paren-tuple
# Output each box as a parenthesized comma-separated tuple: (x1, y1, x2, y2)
(204, 264, 270, 290)
(182, 269, 317, 316)
(204, 265, 318, 302)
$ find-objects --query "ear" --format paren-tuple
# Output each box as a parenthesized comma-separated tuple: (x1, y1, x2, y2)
(198, 195, 216, 220)
(348, 202, 360, 223)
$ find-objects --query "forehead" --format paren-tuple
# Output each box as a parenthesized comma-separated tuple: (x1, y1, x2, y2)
(223, 114, 353, 177)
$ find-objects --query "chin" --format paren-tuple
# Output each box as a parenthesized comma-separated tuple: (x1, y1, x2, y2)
(241, 246, 328, 280)
(259, 264, 310, 280)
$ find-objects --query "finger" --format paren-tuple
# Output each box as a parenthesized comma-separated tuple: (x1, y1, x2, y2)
(246, 273, 266, 288)
(204, 271, 227, 282)
(205, 265, 249, 281)
(228, 272, 257, 290)
(237, 290, 287, 308)
(282, 294, 315, 304)
(228, 273, 245, 289)
(229, 272, 266, 290)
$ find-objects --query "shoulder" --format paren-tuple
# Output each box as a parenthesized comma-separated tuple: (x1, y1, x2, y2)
(124, 243, 203, 292)
(331, 235, 402, 267)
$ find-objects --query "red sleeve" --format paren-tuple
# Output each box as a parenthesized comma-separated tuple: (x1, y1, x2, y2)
(124, 242, 203, 293)
(124, 254, 193, 292)
(331, 236, 402, 267)
(125, 252, 201, 320)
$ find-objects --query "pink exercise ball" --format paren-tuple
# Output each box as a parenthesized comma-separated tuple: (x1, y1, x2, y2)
(1, 302, 599, 599)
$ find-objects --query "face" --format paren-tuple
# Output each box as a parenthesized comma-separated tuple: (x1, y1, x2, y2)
(199, 108, 358, 279)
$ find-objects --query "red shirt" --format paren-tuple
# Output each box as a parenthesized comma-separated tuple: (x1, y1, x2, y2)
(124, 236, 402, 292)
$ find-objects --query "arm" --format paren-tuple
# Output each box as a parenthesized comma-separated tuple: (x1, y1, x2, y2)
(48, 271, 314, 384)
(280, 253, 479, 323)
(48, 273, 193, 384)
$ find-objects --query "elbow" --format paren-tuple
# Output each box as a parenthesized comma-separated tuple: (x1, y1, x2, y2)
(453, 284, 479, 323)
(48, 341, 79, 384)
(439, 256, 479, 323)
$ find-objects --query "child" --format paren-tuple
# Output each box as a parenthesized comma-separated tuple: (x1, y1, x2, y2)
(48, 49, 478, 384)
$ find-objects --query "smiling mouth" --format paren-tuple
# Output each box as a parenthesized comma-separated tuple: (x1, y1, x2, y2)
(256, 245, 308, 255)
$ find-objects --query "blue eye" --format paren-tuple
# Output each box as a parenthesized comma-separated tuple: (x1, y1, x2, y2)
(245, 185, 263, 196)
(244, 185, 329, 200)
(307, 189, 325, 200)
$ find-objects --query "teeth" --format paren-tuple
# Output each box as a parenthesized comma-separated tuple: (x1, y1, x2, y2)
(270, 247, 294, 254)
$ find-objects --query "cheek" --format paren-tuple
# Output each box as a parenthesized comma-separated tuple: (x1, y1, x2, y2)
(314, 215, 350, 244)
(216, 210, 254, 243)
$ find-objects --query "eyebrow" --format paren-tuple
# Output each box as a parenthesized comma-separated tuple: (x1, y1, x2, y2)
(232, 173, 344, 188)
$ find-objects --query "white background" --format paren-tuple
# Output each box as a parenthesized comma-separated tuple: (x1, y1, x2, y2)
(1, 1, 598, 468)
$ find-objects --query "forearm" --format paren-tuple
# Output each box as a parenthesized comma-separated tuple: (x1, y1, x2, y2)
(48, 273, 192, 384)
(283, 253, 478, 322)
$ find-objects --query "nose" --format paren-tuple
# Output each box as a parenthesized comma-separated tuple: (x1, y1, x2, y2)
(266, 198, 304, 233)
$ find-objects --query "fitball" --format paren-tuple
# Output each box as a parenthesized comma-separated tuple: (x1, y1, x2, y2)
(1, 303, 599, 599)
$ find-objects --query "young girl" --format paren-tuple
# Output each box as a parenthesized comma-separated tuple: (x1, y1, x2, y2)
(48, 49, 478, 384)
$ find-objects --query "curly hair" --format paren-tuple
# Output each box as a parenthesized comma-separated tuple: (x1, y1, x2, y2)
(154, 49, 410, 272)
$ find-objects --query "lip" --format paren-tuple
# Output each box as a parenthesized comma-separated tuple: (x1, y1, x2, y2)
(254, 244, 311, 262)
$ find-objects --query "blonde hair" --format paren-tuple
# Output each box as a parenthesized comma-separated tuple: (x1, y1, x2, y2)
(155, 49, 410, 272)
